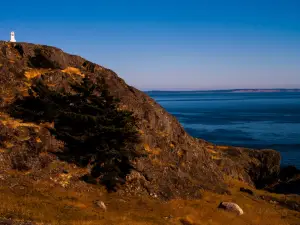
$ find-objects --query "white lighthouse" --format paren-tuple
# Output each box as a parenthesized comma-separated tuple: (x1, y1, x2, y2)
(10, 31, 16, 42)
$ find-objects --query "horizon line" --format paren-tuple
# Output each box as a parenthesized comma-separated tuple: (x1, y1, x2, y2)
(143, 88, 300, 92)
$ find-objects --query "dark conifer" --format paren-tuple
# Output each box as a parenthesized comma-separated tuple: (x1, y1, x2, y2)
(10, 77, 141, 190)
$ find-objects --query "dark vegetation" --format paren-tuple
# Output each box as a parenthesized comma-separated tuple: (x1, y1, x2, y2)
(9, 77, 142, 191)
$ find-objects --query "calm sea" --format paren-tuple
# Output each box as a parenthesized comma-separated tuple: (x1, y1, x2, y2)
(148, 91, 300, 168)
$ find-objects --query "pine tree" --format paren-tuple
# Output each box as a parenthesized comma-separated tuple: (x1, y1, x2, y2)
(10, 77, 141, 190)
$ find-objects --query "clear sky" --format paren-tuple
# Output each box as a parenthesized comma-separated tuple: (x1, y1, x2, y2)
(1, 0, 300, 90)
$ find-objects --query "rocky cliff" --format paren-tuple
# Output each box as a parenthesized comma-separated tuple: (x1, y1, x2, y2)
(0, 41, 288, 199)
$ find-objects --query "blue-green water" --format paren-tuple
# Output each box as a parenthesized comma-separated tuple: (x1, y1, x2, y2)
(148, 91, 300, 168)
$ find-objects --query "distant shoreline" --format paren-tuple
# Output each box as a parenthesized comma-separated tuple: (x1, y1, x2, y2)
(146, 89, 300, 93)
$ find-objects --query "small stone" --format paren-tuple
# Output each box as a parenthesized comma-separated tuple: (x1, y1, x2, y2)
(150, 193, 158, 198)
(163, 215, 173, 220)
(94, 200, 107, 211)
(218, 202, 244, 215)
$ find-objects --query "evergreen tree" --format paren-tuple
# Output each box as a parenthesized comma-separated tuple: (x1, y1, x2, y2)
(11, 77, 141, 190)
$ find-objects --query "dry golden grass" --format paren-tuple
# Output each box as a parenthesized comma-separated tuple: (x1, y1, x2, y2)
(156, 130, 169, 137)
(217, 145, 229, 150)
(24, 69, 49, 79)
(1, 95, 15, 104)
(211, 155, 221, 160)
(206, 144, 215, 149)
(0, 113, 40, 130)
(144, 144, 161, 155)
(138, 129, 145, 135)
(0, 173, 299, 225)
(207, 149, 218, 154)
(177, 150, 185, 157)
(2, 141, 14, 148)
(62, 67, 85, 77)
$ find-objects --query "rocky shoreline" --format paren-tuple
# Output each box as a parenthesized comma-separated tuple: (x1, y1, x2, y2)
(198, 139, 300, 196)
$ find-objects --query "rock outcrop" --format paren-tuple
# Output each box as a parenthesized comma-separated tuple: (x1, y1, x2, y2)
(0, 41, 227, 199)
(0, 41, 292, 199)
(198, 140, 281, 189)
(266, 166, 300, 195)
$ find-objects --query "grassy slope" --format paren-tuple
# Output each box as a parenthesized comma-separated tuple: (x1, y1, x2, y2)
(0, 172, 299, 225)
(0, 110, 299, 225)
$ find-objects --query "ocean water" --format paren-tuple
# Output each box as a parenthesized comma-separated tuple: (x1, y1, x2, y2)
(148, 91, 300, 168)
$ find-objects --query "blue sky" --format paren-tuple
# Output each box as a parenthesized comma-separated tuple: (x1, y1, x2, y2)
(1, 0, 300, 90)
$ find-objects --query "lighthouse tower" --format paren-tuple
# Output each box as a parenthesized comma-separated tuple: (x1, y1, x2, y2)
(10, 31, 16, 42)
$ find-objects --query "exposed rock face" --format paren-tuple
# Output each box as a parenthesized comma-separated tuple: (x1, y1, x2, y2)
(198, 140, 281, 189)
(247, 149, 281, 188)
(0, 41, 227, 199)
(266, 166, 300, 195)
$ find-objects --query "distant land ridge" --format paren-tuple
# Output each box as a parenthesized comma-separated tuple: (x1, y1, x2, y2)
(146, 88, 300, 93)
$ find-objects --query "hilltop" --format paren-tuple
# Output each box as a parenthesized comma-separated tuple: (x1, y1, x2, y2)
(0, 41, 228, 198)
(0, 41, 299, 224)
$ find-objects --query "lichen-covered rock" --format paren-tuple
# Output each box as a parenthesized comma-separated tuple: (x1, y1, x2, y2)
(218, 202, 244, 215)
